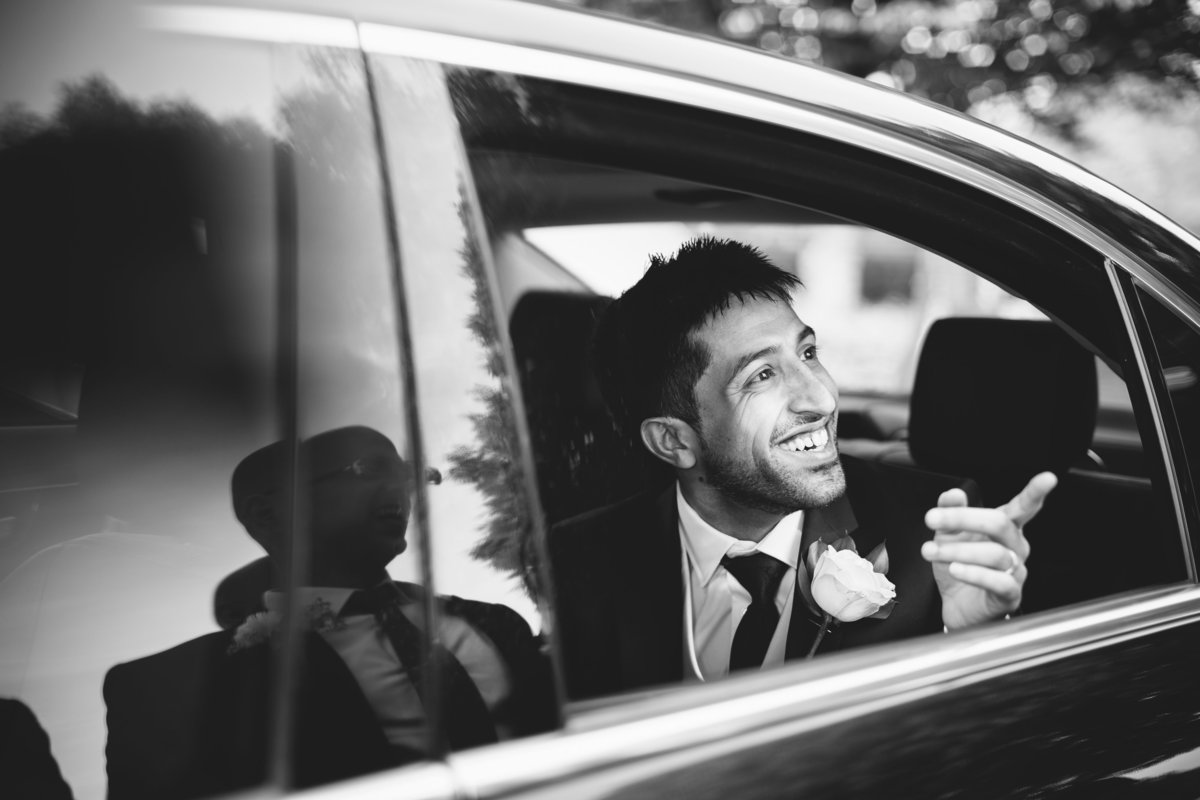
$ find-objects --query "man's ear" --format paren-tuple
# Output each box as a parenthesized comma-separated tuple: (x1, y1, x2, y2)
(640, 417, 700, 471)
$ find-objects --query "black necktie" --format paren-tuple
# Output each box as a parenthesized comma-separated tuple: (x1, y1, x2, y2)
(341, 583, 498, 750)
(722, 552, 789, 672)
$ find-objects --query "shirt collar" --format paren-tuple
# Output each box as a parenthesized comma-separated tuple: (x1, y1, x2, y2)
(263, 585, 357, 615)
(676, 483, 805, 586)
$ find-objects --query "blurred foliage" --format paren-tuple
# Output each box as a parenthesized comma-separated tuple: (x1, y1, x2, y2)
(571, 0, 1200, 231)
(444, 188, 542, 602)
(573, 0, 1200, 109)
(976, 73, 1200, 232)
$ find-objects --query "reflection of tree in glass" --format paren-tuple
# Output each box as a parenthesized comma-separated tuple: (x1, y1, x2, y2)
(0, 76, 280, 580)
(0, 75, 273, 386)
(444, 190, 542, 603)
(279, 49, 377, 183)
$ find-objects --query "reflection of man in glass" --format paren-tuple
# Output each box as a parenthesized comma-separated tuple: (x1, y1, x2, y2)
(234, 426, 415, 590)
(104, 426, 553, 799)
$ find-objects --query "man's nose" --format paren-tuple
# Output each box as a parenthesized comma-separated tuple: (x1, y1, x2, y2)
(784, 364, 837, 415)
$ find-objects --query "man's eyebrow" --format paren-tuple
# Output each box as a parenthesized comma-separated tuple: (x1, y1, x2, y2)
(729, 345, 778, 385)
(727, 325, 817, 385)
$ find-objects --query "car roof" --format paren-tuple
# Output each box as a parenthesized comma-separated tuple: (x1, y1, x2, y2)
(144, 0, 1200, 310)
(7, 0, 1193, 311)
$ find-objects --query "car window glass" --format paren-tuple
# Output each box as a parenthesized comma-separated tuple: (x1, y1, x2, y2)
(369, 54, 559, 752)
(449, 68, 1189, 706)
(278, 44, 442, 784)
(1135, 285, 1200, 554)
(0, 16, 279, 800)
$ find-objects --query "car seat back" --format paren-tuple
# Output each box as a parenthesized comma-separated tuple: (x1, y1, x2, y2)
(508, 290, 672, 525)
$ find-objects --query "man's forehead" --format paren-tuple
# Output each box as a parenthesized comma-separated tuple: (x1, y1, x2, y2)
(303, 426, 398, 467)
(695, 296, 810, 351)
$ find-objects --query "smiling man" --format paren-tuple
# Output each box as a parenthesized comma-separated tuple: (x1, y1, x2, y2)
(550, 236, 1056, 701)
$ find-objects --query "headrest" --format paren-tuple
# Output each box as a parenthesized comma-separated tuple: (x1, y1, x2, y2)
(509, 290, 671, 522)
(510, 290, 613, 415)
(908, 318, 1097, 481)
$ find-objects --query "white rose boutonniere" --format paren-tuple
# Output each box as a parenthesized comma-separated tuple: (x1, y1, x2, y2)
(228, 611, 282, 654)
(801, 537, 895, 657)
(811, 546, 896, 623)
(227, 597, 344, 654)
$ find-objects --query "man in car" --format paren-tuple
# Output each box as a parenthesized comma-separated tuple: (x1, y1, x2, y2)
(104, 426, 553, 799)
(550, 236, 1056, 701)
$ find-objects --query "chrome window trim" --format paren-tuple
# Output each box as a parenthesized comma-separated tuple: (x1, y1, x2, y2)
(1106, 259, 1197, 579)
(440, 583, 1200, 798)
(286, 760, 460, 800)
(144, 3, 1200, 318)
(356, 16, 1200, 434)
(141, 5, 357, 47)
(358, 20, 1200, 313)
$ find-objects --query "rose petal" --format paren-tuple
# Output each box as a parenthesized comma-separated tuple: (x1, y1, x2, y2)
(810, 545, 897, 622)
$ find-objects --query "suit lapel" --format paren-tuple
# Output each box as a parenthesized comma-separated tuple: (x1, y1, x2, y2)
(814, 457, 947, 653)
(291, 633, 407, 785)
(787, 490, 857, 660)
(616, 487, 686, 690)
(788, 459, 897, 658)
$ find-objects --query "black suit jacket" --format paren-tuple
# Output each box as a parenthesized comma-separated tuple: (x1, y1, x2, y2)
(549, 456, 975, 701)
(104, 584, 553, 800)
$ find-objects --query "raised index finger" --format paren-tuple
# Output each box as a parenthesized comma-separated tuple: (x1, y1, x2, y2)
(1001, 471, 1058, 527)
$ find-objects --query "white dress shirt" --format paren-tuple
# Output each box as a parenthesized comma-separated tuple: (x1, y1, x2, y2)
(677, 484, 806, 681)
(263, 585, 511, 753)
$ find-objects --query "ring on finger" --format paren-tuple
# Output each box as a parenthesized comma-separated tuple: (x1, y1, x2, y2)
(1003, 548, 1020, 576)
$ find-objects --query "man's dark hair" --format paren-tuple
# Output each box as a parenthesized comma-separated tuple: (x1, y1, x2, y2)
(592, 235, 801, 436)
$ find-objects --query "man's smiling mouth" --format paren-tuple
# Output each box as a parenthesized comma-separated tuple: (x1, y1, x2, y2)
(777, 425, 831, 453)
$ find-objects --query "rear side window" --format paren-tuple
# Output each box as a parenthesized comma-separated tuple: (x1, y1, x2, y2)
(0, 21, 438, 798)
(0, 34, 281, 799)
(448, 68, 1190, 704)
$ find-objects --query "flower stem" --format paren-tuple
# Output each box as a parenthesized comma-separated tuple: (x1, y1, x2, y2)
(806, 614, 834, 659)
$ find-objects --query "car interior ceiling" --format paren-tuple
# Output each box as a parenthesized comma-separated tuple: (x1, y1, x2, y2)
(461, 74, 1135, 361)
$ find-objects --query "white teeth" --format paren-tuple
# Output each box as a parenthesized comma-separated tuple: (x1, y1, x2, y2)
(783, 426, 828, 452)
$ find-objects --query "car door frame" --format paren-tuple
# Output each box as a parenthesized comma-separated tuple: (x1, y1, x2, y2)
(142, 3, 1200, 798)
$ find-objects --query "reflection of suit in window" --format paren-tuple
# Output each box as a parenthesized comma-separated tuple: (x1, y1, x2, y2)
(550, 456, 968, 702)
(103, 582, 553, 800)
(0, 698, 74, 800)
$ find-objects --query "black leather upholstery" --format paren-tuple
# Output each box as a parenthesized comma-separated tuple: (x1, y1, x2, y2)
(908, 317, 1098, 500)
(845, 316, 1178, 610)
(508, 290, 671, 525)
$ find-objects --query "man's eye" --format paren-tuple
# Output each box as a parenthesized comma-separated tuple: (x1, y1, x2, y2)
(748, 367, 775, 385)
(802, 344, 820, 361)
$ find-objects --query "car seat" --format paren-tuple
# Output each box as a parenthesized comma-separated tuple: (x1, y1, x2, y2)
(508, 290, 672, 526)
(846, 317, 1180, 610)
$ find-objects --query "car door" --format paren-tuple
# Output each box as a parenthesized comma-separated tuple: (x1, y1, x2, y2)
(5, 2, 1200, 799)
(357, 3, 1200, 798)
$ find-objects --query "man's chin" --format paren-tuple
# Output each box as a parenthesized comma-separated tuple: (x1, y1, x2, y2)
(702, 447, 848, 515)
(804, 457, 846, 508)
